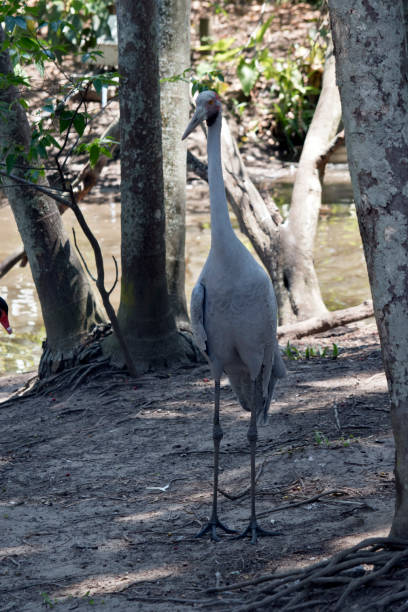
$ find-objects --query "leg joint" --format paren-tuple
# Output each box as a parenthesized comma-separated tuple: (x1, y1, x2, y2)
(213, 424, 223, 441)
(247, 425, 257, 443)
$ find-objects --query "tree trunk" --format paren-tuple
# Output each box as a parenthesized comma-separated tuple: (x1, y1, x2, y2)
(0, 25, 104, 376)
(158, 0, 191, 329)
(328, 0, 408, 537)
(107, 0, 195, 371)
(280, 39, 342, 323)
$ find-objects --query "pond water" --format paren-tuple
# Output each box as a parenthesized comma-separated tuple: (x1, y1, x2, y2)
(0, 177, 370, 374)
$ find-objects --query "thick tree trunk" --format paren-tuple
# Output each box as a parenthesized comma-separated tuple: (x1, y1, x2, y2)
(328, 0, 408, 537)
(280, 39, 342, 323)
(0, 26, 104, 375)
(107, 0, 195, 371)
(159, 0, 191, 329)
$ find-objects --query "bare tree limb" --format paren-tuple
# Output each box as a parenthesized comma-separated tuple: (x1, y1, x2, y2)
(317, 129, 345, 181)
(0, 170, 71, 207)
(54, 154, 137, 378)
(0, 249, 27, 276)
(277, 300, 374, 340)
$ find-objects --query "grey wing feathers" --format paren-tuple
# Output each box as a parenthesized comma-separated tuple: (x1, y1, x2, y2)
(190, 282, 207, 353)
(228, 345, 286, 425)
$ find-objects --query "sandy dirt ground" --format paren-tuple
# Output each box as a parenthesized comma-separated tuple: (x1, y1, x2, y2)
(0, 321, 396, 611)
(0, 4, 398, 609)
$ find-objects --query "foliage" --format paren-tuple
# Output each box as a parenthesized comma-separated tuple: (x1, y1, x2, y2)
(0, 1, 118, 179)
(284, 341, 339, 360)
(193, 12, 326, 158)
(314, 430, 356, 448)
(263, 44, 323, 157)
(1, 0, 114, 64)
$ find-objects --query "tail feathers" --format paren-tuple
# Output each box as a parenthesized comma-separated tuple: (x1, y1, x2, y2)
(228, 347, 286, 425)
(227, 369, 277, 425)
(273, 346, 287, 379)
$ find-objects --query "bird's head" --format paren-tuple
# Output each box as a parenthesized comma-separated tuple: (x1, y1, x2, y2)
(182, 90, 222, 140)
(0, 297, 12, 334)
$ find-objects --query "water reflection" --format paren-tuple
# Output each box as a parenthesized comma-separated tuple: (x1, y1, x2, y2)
(0, 195, 370, 374)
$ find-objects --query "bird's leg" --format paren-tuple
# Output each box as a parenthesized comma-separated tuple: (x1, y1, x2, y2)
(195, 378, 236, 541)
(237, 380, 281, 544)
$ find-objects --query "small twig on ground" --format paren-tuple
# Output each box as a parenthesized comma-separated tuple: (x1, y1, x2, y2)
(256, 489, 347, 518)
(218, 460, 266, 500)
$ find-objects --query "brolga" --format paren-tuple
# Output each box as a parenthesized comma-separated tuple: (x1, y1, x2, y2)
(0, 297, 12, 334)
(182, 90, 286, 544)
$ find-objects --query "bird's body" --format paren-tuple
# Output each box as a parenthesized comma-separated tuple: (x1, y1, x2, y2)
(183, 91, 285, 543)
(194, 240, 283, 419)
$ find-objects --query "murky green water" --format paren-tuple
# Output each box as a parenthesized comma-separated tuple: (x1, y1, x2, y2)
(0, 185, 370, 374)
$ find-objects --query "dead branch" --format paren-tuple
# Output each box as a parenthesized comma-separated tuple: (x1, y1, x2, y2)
(0, 248, 27, 276)
(53, 151, 136, 378)
(256, 489, 348, 519)
(277, 300, 374, 340)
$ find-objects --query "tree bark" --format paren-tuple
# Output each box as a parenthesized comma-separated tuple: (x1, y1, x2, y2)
(107, 0, 195, 371)
(159, 0, 191, 329)
(280, 38, 342, 323)
(0, 25, 104, 375)
(328, 0, 408, 537)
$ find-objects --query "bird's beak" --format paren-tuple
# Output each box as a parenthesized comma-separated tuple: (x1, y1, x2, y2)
(0, 311, 12, 334)
(182, 107, 207, 140)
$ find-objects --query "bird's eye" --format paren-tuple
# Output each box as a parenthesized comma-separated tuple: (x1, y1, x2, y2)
(208, 100, 214, 105)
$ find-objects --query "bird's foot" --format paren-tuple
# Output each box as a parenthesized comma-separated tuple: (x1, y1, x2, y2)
(236, 519, 281, 545)
(195, 517, 237, 542)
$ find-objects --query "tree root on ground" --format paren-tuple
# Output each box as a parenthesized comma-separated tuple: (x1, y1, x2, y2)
(0, 324, 128, 406)
(202, 537, 408, 611)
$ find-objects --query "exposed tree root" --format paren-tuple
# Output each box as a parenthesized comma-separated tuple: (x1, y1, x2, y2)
(200, 537, 408, 611)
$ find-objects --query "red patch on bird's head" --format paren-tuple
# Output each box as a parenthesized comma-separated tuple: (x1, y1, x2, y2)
(0, 310, 11, 334)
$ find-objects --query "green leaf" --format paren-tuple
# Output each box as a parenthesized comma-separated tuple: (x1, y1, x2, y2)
(58, 110, 74, 133)
(89, 142, 100, 168)
(6, 154, 16, 174)
(18, 36, 38, 52)
(18, 97, 29, 109)
(93, 78, 102, 94)
(71, 0, 84, 10)
(254, 15, 274, 44)
(73, 113, 86, 137)
(237, 58, 259, 96)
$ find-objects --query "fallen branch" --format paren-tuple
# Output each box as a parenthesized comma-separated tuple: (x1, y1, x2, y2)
(277, 300, 374, 340)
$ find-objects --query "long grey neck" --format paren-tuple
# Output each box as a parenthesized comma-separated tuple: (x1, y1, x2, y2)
(207, 112, 236, 248)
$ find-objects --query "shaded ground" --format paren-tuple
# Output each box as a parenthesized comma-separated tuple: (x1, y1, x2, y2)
(0, 322, 396, 611)
(0, 3, 398, 609)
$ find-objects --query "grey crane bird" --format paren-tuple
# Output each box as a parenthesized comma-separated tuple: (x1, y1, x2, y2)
(182, 90, 286, 543)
